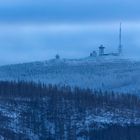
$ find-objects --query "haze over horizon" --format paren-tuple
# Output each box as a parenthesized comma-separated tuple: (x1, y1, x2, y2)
(0, 0, 140, 65)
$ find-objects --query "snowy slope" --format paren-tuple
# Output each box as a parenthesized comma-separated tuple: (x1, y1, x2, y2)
(0, 56, 140, 94)
(0, 99, 140, 139)
(0, 97, 140, 139)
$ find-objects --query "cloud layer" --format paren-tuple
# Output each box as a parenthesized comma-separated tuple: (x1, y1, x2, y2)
(0, 1, 140, 64)
(0, 0, 140, 22)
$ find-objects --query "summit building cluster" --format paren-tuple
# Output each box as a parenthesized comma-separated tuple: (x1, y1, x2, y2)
(55, 23, 123, 60)
(90, 23, 123, 57)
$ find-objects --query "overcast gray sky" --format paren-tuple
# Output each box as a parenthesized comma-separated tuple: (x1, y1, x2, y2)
(0, 0, 140, 65)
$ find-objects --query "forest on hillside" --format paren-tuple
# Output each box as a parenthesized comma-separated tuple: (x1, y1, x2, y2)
(0, 81, 139, 139)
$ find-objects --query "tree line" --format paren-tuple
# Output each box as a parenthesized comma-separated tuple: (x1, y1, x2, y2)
(0, 80, 139, 110)
(0, 80, 139, 139)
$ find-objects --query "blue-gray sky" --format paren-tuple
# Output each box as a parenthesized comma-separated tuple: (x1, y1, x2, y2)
(0, 0, 140, 64)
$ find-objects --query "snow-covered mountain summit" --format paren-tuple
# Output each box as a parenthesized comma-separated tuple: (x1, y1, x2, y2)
(0, 56, 140, 94)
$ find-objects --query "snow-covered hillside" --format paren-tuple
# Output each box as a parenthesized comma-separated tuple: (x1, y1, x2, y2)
(0, 82, 139, 139)
(0, 56, 140, 94)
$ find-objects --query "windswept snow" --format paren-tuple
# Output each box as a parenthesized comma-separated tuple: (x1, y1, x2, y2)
(0, 56, 140, 94)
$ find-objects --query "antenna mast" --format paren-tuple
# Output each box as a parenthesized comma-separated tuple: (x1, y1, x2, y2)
(118, 23, 122, 55)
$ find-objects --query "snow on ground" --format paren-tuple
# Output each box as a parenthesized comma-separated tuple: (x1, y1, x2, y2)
(0, 56, 140, 94)
(0, 56, 140, 139)
(0, 98, 140, 140)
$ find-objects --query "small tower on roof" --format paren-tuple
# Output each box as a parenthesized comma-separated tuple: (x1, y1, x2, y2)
(55, 54, 60, 59)
(99, 45, 105, 56)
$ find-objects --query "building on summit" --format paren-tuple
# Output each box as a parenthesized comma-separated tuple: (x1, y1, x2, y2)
(90, 23, 123, 57)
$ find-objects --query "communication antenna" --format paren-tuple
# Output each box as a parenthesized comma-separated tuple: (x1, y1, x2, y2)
(118, 23, 122, 55)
